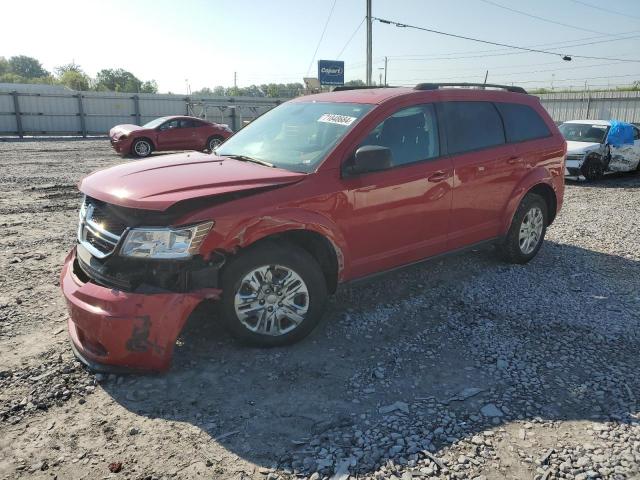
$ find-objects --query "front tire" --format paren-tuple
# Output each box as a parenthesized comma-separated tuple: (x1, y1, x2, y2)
(500, 193, 548, 264)
(131, 138, 152, 158)
(581, 156, 604, 181)
(220, 243, 327, 347)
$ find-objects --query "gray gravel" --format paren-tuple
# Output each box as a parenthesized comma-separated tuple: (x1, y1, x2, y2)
(0, 140, 639, 480)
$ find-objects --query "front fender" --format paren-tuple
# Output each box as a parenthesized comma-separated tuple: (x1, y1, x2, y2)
(500, 167, 560, 235)
(202, 208, 350, 280)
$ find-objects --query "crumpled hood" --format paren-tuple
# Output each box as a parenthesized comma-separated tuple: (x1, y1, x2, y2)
(109, 124, 144, 140)
(566, 140, 602, 155)
(80, 152, 306, 211)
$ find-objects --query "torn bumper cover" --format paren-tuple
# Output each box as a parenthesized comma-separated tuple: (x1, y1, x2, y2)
(60, 249, 221, 372)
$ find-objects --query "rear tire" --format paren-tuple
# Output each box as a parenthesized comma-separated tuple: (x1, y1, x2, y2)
(499, 193, 548, 264)
(206, 135, 225, 152)
(131, 138, 152, 158)
(219, 242, 327, 347)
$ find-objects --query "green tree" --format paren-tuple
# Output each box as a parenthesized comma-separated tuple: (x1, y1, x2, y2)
(55, 62, 83, 76)
(94, 68, 142, 93)
(140, 80, 158, 93)
(345, 79, 365, 86)
(59, 70, 90, 91)
(8, 55, 49, 79)
(0, 57, 9, 76)
(213, 86, 225, 96)
(0, 72, 25, 83)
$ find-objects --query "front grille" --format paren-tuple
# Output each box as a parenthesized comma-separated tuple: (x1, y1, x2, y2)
(566, 154, 585, 162)
(77, 197, 126, 258)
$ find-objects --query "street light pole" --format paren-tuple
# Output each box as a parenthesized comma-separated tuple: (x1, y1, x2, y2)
(366, 0, 372, 86)
(384, 56, 388, 86)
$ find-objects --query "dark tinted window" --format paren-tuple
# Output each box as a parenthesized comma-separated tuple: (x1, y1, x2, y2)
(495, 102, 551, 142)
(442, 102, 505, 155)
(159, 119, 179, 131)
(360, 104, 439, 167)
(634, 127, 640, 140)
(179, 119, 200, 128)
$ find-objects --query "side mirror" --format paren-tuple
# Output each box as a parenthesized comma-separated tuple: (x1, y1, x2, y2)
(344, 145, 393, 176)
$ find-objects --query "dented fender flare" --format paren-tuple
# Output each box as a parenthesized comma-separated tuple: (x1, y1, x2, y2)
(500, 167, 560, 234)
(204, 209, 349, 281)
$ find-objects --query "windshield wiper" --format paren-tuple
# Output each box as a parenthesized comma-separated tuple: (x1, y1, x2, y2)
(218, 153, 275, 168)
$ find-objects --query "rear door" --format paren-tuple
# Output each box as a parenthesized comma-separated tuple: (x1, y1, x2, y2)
(441, 101, 517, 249)
(340, 104, 453, 278)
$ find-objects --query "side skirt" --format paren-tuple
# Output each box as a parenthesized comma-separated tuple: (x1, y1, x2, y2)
(338, 237, 503, 289)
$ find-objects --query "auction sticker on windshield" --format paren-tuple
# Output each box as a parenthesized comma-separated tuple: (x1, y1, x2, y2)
(318, 113, 357, 126)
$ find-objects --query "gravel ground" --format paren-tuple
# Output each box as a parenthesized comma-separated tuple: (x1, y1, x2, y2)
(0, 139, 639, 480)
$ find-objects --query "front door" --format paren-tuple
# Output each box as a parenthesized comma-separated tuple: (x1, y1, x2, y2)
(609, 124, 640, 172)
(339, 104, 453, 279)
(156, 119, 184, 150)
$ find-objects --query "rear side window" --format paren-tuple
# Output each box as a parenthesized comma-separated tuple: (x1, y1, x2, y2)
(495, 102, 551, 143)
(442, 101, 505, 155)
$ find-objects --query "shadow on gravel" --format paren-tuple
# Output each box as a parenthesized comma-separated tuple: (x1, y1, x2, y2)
(566, 170, 640, 188)
(101, 241, 639, 476)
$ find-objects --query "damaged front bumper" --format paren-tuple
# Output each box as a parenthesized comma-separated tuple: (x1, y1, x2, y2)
(60, 248, 221, 372)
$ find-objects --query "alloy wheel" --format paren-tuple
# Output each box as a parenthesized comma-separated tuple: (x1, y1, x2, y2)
(234, 265, 309, 336)
(134, 140, 151, 156)
(519, 206, 544, 255)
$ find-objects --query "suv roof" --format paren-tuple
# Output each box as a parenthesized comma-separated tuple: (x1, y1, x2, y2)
(294, 83, 531, 105)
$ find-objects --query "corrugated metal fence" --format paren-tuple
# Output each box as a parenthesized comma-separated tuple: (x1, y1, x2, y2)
(538, 90, 640, 124)
(2, 84, 640, 137)
(0, 84, 284, 137)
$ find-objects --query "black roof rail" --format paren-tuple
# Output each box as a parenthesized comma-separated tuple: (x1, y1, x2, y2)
(332, 85, 396, 92)
(414, 83, 527, 94)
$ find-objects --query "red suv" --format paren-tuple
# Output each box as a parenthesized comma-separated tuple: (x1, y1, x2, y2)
(109, 115, 233, 158)
(61, 83, 566, 372)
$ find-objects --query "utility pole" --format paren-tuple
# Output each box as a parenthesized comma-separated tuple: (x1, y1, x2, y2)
(234, 72, 237, 89)
(483, 70, 488, 86)
(366, 0, 372, 86)
(384, 56, 388, 86)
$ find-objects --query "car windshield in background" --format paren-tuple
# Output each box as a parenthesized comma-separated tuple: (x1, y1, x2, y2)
(215, 102, 372, 173)
(559, 123, 608, 143)
(142, 117, 169, 129)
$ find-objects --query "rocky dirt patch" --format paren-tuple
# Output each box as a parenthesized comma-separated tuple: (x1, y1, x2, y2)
(0, 140, 638, 479)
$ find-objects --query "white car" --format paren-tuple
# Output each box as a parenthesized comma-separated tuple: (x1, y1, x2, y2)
(559, 120, 640, 180)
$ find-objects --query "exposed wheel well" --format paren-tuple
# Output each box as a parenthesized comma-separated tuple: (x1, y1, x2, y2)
(528, 183, 557, 225)
(238, 230, 340, 293)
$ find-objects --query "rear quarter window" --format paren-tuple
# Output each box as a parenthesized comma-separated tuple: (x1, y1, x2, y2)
(495, 102, 551, 143)
(441, 101, 505, 155)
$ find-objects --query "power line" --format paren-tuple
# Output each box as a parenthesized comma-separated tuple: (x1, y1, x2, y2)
(337, 17, 365, 59)
(305, 0, 337, 76)
(373, 17, 640, 63)
(478, 0, 626, 36)
(385, 33, 640, 61)
(569, 0, 640, 20)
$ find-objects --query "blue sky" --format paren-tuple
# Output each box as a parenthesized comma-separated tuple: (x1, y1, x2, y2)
(2, 0, 639, 92)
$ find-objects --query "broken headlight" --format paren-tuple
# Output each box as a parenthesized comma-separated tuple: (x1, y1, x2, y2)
(120, 221, 214, 259)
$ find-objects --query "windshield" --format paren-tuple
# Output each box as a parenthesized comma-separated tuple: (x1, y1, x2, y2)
(559, 123, 608, 143)
(215, 102, 373, 172)
(143, 117, 170, 129)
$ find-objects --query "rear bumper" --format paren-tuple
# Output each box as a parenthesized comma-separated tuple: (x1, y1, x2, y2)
(61, 248, 221, 372)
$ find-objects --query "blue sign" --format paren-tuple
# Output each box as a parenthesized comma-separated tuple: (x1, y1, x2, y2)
(318, 60, 344, 86)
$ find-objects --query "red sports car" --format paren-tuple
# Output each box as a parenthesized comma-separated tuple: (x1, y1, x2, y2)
(109, 115, 233, 158)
